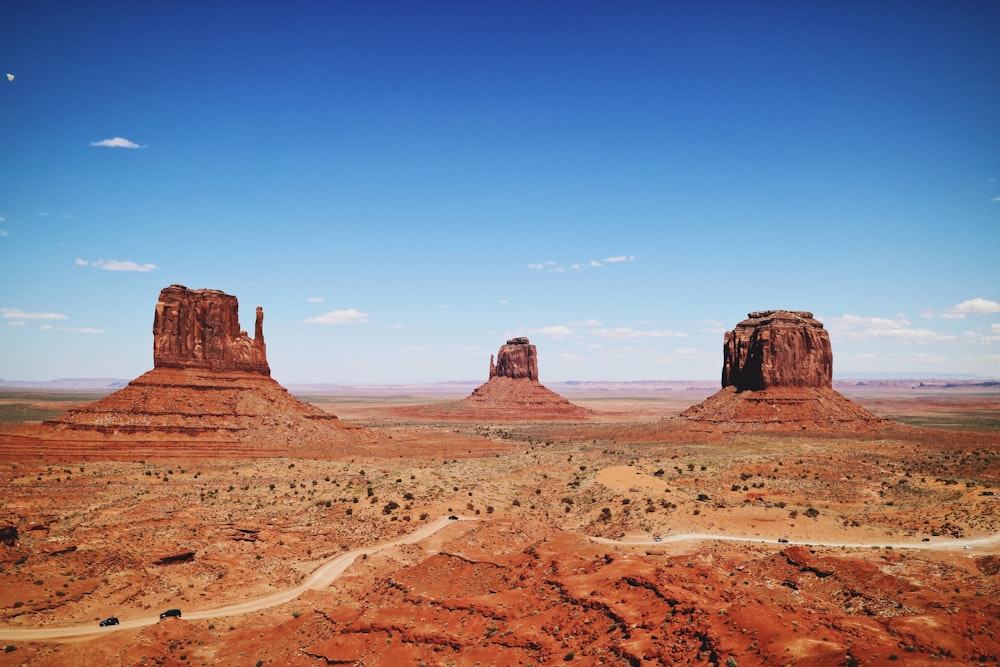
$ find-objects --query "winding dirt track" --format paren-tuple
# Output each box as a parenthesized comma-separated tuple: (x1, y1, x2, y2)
(2, 517, 997, 643)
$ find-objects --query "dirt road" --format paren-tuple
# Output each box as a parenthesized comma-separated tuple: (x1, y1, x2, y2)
(2, 516, 996, 642)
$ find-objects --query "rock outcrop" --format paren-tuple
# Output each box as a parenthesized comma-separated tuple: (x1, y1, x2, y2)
(722, 310, 832, 390)
(490, 337, 538, 381)
(8, 285, 371, 458)
(153, 285, 269, 375)
(680, 310, 885, 431)
(392, 338, 590, 421)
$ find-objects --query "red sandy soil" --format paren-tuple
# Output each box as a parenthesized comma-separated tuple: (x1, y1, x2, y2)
(0, 386, 998, 665)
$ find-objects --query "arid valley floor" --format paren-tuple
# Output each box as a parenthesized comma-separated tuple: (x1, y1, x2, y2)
(1, 381, 998, 666)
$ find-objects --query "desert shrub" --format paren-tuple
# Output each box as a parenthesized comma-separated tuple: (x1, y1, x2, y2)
(382, 501, 399, 515)
(804, 507, 820, 519)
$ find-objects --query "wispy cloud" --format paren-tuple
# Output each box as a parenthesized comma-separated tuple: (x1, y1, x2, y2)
(529, 255, 636, 273)
(306, 296, 325, 303)
(570, 319, 602, 327)
(827, 314, 956, 341)
(697, 319, 726, 334)
(947, 298, 1000, 316)
(591, 327, 687, 339)
(76, 258, 159, 272)
(90, 137, 145, 149)
(534, 325, 574, 338)
(968, 322, 1000, 344)
(304, 308, 369, 325)
(0, 230, 7, 237)
(1, 308, 68, 320)
(38, 325, 104, 334)
(991, 196, 1000, 202)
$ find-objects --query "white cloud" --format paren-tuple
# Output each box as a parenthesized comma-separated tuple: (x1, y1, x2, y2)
(535, 325, 574, 338)
(1, 308, 68, 320)
(390, 323, 404, 329)
(304, 308, 369, 325)
(89, 137, 145, 149)
(499, 299, 508, 305)
(529, 256, 635, 273)
(827, 314, 956, 341)
(0, 215, 6, 222)
(77, 258, 158, 272)
(306, 296, 325, 303)
(560, 352, 584, 362)
(591, 327, 687, 339)
(947, 298, 1000, 315)
(972, 322, 1000, 344)
(570, 319, 602, 327)
(0, 230, 7, 237)
(991, 196, 1000, 202)
(697, 319, 726, 334)
(54, 327, 105, 334)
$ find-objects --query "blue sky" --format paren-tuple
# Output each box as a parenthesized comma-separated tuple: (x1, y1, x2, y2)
(2, 1, 999, 383)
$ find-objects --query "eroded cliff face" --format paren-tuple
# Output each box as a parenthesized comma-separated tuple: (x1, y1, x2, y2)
(722, 310, 832, 391)
(152, 285, 269, 375)
(490, 337, 538, 381)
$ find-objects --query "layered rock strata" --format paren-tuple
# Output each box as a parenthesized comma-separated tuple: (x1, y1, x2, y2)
(153, 284, 269, 374)
(9, 285, 368, 458)
(722, 310, 832, 390)
(489, 337, 538, 380)
(392, 338, 590, 420)
(460, 338, 590, 419)
(681, 310, 885, 431)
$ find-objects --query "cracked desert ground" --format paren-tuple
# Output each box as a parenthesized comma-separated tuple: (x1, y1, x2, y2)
(1, 383, 998, 666)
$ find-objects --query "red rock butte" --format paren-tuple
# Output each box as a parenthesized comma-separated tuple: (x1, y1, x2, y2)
(153, 284, 270, 375)
(681, 310, 885, 430)
(460, 338, 591, 419)
(0, 285, 369, 460)
(391, 337, 591, 421)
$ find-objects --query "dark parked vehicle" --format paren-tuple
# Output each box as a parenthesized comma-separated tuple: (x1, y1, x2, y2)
(99, 617, 119, 627)
(777, 538, 789, 543)
(159, 608, 182, 619)
(448, 515, 458, 520)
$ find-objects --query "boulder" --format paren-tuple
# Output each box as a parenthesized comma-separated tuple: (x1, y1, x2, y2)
(153, 284, 269, 375)
(722, 310, 832, 391)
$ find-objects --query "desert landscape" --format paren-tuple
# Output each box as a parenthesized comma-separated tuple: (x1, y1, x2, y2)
(0, 289, 997, 666)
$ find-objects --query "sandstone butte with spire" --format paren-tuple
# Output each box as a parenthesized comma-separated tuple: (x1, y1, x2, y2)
(7, 285, 368, 458)
(460, 337, 591, 419)
(680, 310, 886, 430)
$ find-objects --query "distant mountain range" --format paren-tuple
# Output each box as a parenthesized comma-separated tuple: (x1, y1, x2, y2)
(1, 375, 996, 393)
